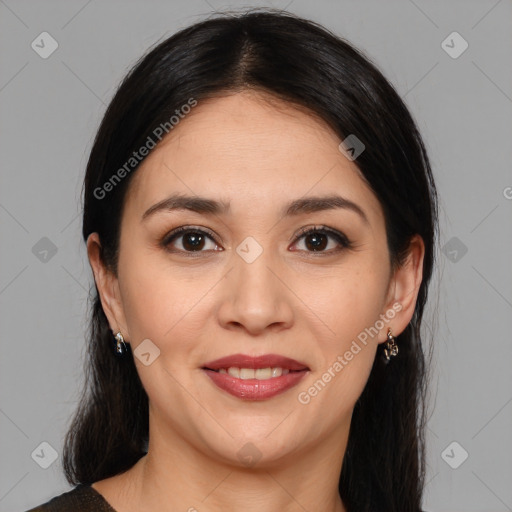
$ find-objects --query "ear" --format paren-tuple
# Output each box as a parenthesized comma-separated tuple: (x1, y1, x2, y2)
(379, 234, 425, 342)
(86, 233, 130, 340)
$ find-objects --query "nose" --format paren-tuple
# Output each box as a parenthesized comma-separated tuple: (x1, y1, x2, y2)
(216, 244, 294, 336)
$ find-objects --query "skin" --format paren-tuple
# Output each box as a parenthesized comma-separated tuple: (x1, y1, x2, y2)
(87, 91, 424, 512)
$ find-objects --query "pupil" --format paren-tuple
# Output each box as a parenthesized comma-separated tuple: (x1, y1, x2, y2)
(183, 232, 204, 251)
(306, 233, 327, 251)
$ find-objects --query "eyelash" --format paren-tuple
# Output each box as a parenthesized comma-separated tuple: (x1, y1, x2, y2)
(161, 225, 352, 256)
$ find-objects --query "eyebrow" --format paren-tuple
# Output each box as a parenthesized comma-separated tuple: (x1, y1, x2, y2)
(141, 193, 369, 225)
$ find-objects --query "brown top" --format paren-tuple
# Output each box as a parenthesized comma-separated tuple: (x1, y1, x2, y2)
(24, 484, 117, 512)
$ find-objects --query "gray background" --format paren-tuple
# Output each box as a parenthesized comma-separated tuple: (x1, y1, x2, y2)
(1, 1, 511, 511)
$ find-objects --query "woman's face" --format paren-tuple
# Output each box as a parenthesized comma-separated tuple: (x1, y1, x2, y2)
(90, 91, 422, 467)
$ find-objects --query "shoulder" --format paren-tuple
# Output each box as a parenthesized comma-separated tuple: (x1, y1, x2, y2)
(24, 484, 117, 512)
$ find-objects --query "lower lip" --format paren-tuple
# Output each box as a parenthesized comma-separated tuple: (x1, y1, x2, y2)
(202, 369, 308, 400)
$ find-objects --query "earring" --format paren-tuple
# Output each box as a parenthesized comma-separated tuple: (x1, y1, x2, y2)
(114, 331, 128, 357)
(383, 328, 398, 362)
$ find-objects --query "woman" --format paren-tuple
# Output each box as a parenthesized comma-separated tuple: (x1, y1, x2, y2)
(26, 9, 438, 512)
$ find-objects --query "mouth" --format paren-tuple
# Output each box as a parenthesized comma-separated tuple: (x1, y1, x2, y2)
(201, 353, 310, 401)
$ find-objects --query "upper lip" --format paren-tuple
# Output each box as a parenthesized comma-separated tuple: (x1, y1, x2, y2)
(202, 353, 309, 371)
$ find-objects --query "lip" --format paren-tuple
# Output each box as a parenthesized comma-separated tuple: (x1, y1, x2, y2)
(202, 369, 308, 400)
(202, 353, 309, 371)
(201, 353, 310, 401)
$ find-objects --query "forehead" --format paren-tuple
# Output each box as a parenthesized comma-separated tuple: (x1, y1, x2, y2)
(124, 91, 383, 223)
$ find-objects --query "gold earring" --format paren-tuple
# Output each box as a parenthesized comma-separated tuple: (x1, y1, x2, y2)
(383, 328, 398, 362)
(114, 331, 128, 357)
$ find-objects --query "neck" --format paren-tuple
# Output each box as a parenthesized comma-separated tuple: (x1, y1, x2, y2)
(96, 407, 352, 512)
(122, 419, 349, 512)
(137, 455, 347, 512)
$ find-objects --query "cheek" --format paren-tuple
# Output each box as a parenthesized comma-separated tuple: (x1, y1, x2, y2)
(116, 242, 178, 342)
(117, 247, 219, 352)
(294, 262, 388, 411)
(296, 293, 380, 429)
(295, 261, 389, 344)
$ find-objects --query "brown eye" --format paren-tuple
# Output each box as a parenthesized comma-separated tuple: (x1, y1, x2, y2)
(181, 232, 207, 251)
(292, 226, 351, 253)
(163, 227, 221, 253)
(303, 231, 329, 251)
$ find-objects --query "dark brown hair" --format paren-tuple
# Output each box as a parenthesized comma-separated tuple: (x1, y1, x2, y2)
(63, 9, 438, 512)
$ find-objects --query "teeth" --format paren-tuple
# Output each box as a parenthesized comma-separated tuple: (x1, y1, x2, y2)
(240, 368, 255, 379)
(255, 368, 272, 379)
(218, 367, 290, 380)
(228, 367, 240, 378)
(271, 367, 282, 377)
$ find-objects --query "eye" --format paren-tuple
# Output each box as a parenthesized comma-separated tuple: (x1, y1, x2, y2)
(291, 225, 352, 254)
(161, 225, 352, 255)
(162, 226, 221, 253)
